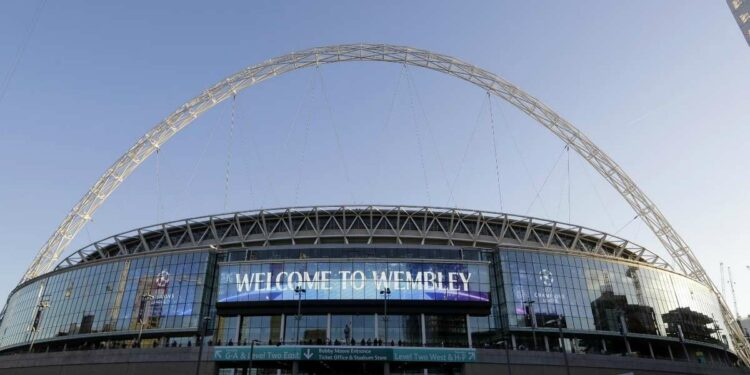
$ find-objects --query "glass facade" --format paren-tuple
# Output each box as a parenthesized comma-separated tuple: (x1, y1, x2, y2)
(498, 249, 731, 349)
(331, 314, 375, 345)
(218, 313, 426, 347)
(284, 315, 327, 344)
(0, 251, 210, 348)
(378, 314, 422, 346)
(0, 244, 734, 359)
(424, 314, 468, 347)
(239, 315, 282, 345)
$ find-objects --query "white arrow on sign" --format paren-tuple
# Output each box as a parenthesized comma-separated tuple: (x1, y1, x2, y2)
(303, 348, 314, 360)
(215, 350, 222, 358)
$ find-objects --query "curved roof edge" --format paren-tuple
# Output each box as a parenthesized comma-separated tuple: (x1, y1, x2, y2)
(50, 205, 672, 273)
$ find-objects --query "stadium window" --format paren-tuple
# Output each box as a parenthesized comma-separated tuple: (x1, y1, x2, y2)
(732, 0, 743, 9)
(741, 12, 750, 23)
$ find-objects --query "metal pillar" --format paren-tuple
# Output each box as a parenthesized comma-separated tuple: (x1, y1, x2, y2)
(195, 316, 210, 375)
(668, 344, 674, 361)
(549, 316, 571, 375)
(648, 342, 655, 359)
(381, 287, 391, 344)
(619, 313, 631, 354)
(295, 286, 306, 344)
(466, 314, 472, 348)
(524, 300, 537, 350)
(248, 339, 260, 373)
(503, 331, 512, 375)
(136, 293, 154, 346)
(420, 313, 426, 347)
(28, 300, 49, 353)
(722, 334, 732, 366)
(677, 324, 690, 361)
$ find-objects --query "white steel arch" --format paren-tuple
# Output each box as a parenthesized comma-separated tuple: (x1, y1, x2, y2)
(21, 43, 749, 361)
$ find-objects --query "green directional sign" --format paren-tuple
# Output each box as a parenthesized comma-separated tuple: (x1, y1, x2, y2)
(213, 346, 476, 363)
(392, 347, 477, 362)
(213, 346, 302, 361)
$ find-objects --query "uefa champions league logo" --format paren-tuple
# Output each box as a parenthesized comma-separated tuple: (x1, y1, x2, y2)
(155, 270, 170, 288)
(538, 269, 554, 287)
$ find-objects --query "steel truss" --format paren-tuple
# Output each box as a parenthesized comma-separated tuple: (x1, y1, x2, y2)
(52, 205, 671, 271)
(20, 44, 749, 362)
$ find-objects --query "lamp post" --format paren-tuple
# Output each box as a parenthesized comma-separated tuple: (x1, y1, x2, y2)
(248, 339, 261, 372)
(28, 300, 49, 353)
(546, 316, 570, 375)
(136, 293, 154, 346)
(523, 300, 537, 350)
(380, 287, 391, 344)
(195, 316, 211, 375)
(295, 285, 306, 344)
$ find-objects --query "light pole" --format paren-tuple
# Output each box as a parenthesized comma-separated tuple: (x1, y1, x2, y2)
(248, 339, 261, 372)
(523, 300, 537, 350)
(195, 316, 210, 375)
(295, 285, 306, 344)
(136, 293, 154, 346)
(546, 316, 570, 375)
(28, 300, 49, 353)
(380, 287, 391, 344)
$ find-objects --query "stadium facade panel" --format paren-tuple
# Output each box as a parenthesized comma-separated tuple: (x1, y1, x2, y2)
(0, 206, 741, 374)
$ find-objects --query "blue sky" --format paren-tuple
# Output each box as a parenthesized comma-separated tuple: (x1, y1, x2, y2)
(1, 1, 749, 314)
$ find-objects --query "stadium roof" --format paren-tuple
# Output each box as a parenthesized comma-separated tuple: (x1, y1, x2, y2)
(53, 205, 672, 272)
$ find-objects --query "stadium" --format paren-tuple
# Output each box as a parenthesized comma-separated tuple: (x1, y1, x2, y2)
(0, 45, 748, 375)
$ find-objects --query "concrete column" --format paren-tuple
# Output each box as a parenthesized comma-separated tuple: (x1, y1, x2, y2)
(511, 334, 517, 350)
(601, 338, 607, 353)
(544, 335, 550, 352)
(280, 313, 285, 343)
(383, 362, 391, 375)
(668, 344, 674, 361)
(292, 361, 299, 375)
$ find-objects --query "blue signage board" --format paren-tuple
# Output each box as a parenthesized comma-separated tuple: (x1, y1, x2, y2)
(217, 261, 490, 303)
(213, 345, 477, 363)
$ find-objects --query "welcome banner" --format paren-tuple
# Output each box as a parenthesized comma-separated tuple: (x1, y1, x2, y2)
(217, 261, 490, 303)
